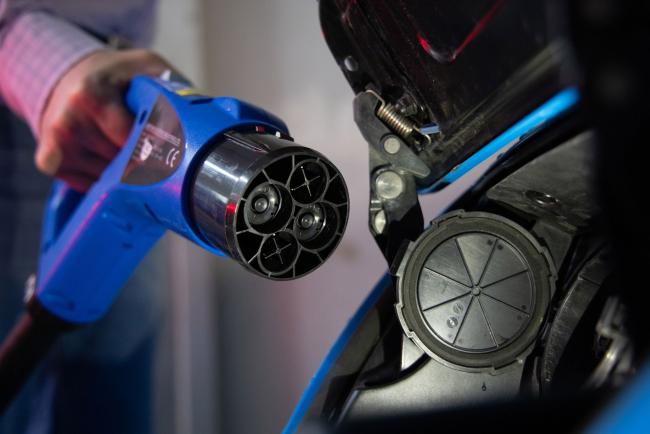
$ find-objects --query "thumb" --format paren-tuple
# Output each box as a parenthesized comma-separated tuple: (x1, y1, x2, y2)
(93, 98, 134, 148)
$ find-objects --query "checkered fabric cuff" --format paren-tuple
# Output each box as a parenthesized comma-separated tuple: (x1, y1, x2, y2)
(0, 11, 104, 138)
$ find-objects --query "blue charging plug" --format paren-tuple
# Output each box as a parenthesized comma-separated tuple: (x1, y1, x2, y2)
(0, 75, 348, 412)
(34, 75, 349, 324)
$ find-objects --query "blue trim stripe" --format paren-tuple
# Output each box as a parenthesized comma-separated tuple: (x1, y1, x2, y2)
(422, 87, 580, 193)
(282, 273, 392, 433)
(587, 361, 650, 434)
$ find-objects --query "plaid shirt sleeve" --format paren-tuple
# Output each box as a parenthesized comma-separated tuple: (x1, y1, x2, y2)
(0, 10, 105, 138)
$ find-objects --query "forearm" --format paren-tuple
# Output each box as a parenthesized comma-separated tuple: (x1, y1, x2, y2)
(0, 8, 104, 137)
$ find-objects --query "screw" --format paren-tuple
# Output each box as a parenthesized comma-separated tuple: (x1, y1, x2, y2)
(525, 190, 559, 207)
(373, 210, 387, 234)
(343, 56, 358, 72)
(375, 170, 404, 200)
(383, 136, 401, 154)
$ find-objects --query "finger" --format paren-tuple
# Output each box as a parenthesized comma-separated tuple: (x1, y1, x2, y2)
(58, 146, 110, 180)
(81, 119, 121, 161)
(73, 78, 133, 148)
(34, 141, 63, 176)
(38, 110, 113, 177)
(123, 49, 176, 77)
(57, 102, 122, 160)
(92, 99, 134, 148)
(141, 60, 175, 77)
(55, 169, 96, 193)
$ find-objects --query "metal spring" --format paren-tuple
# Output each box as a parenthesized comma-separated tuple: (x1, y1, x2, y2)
(366, 90, 431, 145)
(376, 102, 416, 138)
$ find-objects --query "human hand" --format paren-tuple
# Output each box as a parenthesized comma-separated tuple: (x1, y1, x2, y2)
(37, 49, 175, 191)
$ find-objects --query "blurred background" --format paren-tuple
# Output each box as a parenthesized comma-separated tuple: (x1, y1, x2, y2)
(148, 1, 482, 433)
